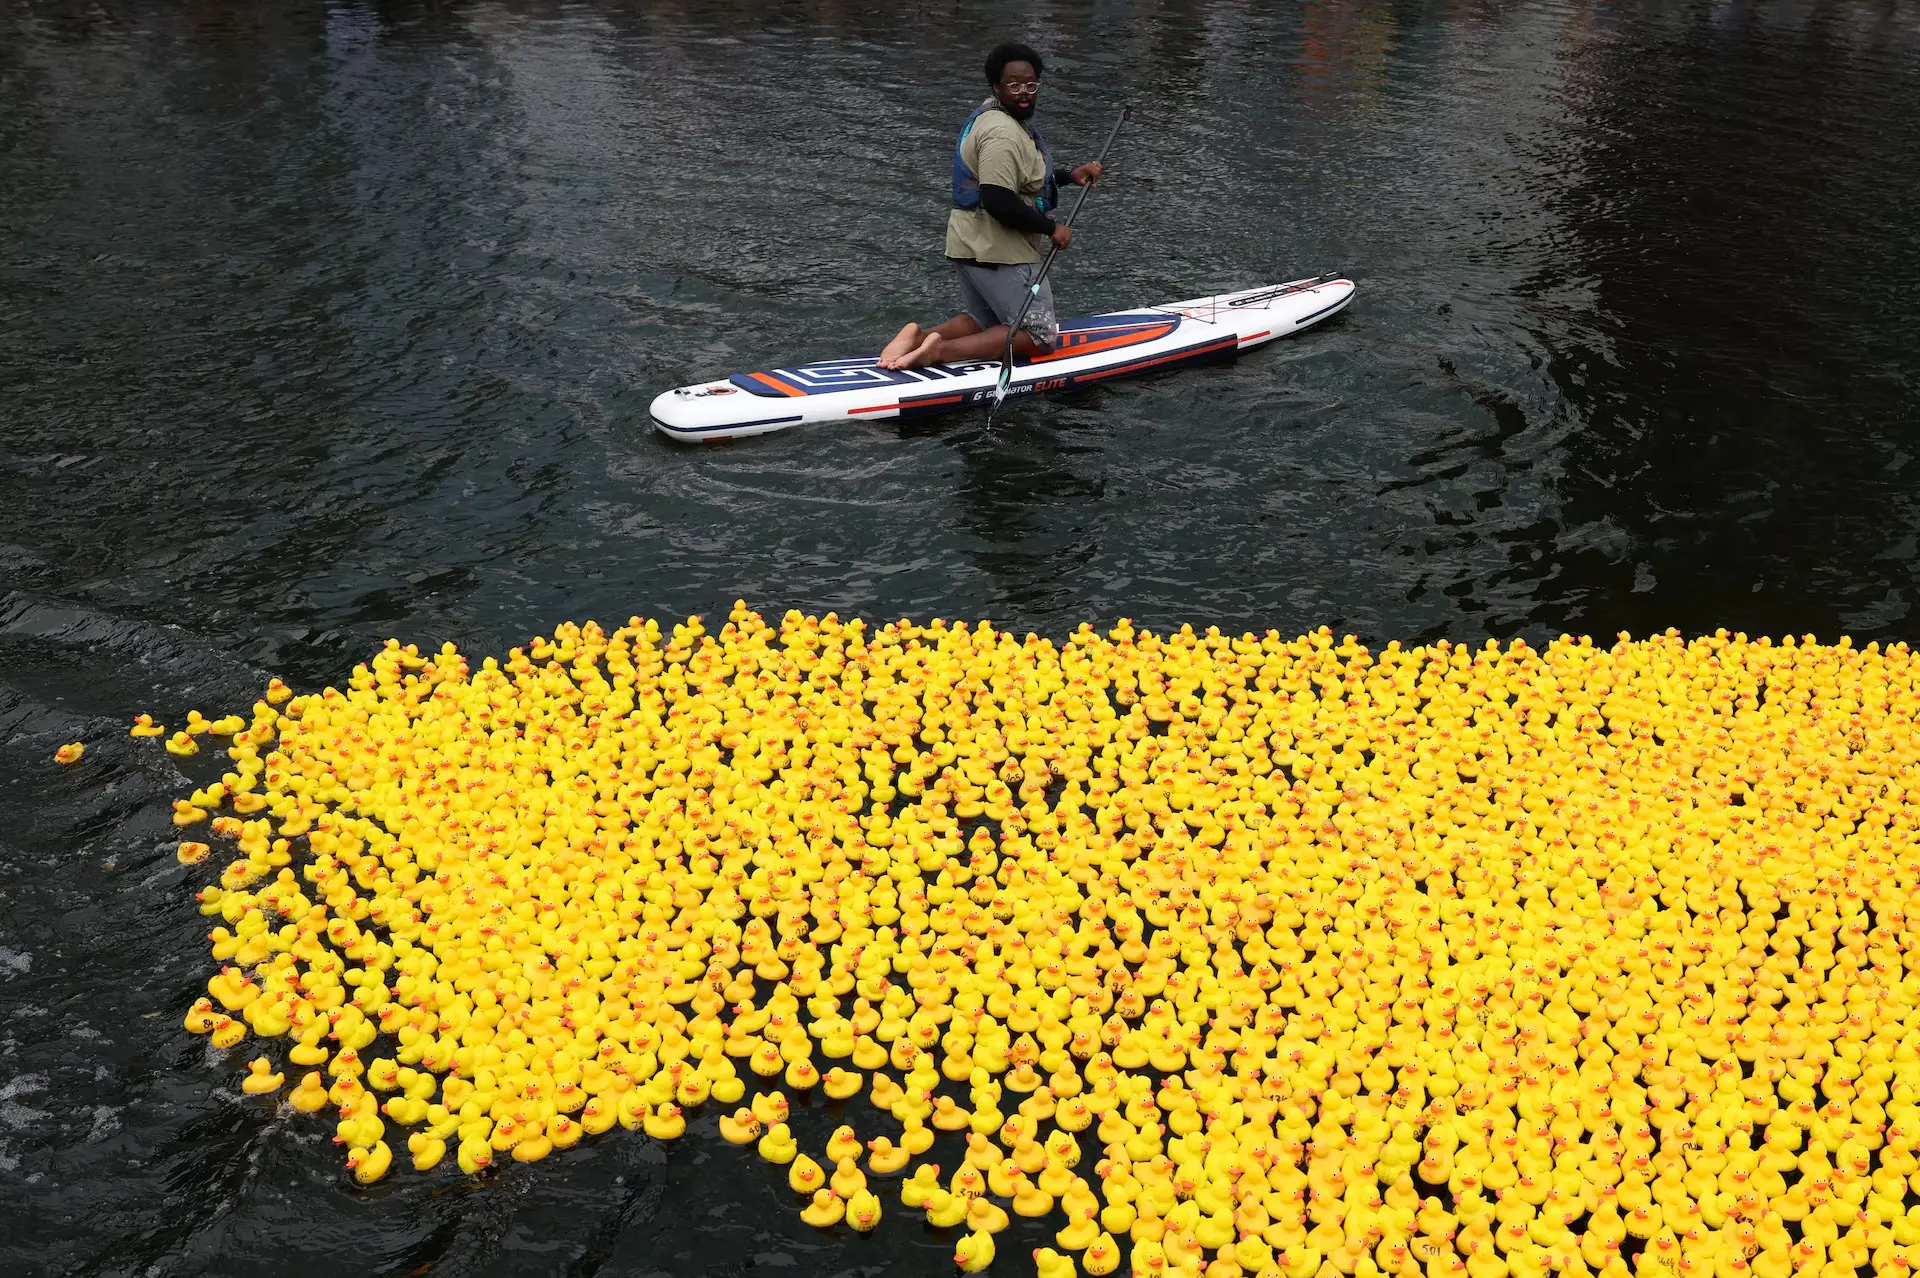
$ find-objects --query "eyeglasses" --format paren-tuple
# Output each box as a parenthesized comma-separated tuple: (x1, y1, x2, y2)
(999, 80, 1040, 94)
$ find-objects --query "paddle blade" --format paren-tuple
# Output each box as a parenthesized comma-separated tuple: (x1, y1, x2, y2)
(982, 363, 1013, 426)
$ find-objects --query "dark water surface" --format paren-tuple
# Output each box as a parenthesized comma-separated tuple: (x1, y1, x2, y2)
(3, 1, 1918, 1274)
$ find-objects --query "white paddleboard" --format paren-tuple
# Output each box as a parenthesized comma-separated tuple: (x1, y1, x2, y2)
(649, 275, 1354, 442)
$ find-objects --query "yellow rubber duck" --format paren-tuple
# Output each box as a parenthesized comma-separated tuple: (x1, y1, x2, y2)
(346, 1140, 392, 1184)
(823, 1068, 864, 1101)
(547, 1115, 582, 1151)
(867, 1136, 910, 1175)
(381, 1095, 429, 1126)
(900, 1117, 936, 1157)
(953, 1229, 996, 1273)
(967, 1195, 1011, 1234)
(335, 1017, 377, 1055)
(830, 1157, 867, 1199)
(288, 1026, 330, 1069)
(896, 1087, 935, 1126)
(962, 1131, 1000, 1173)
(752, 1091, 790, 1126)
(800, 1189, 844, 1228)
(869, 1073, 905, 1112)
(511, 1131, 553, 1164)
(719, 1108, 762, 1145)
(1058, 1207, 1101, 1251)
(580, 1097, 617, 1136)
(1082, 1231, 1120, 1276)
(333, 1105, 383, 1150)
(758, 1122, 797, 1165)
(673, 1070, 712, 1109)
(1278, 1243, 1321, 1278)
(789, 1154, 826, 1195)
(1463, 1241, 1507, 1278)
(901, 1163, 943, 1209)
(643, 1104, 685, 1141)
(1019, 1085, 1057, 1121)
(289, 1071, 330, 1113)
(1033, 1247, 1077, 1278)
(826, 1124, 862, 1163)
(1162, 1229, 1203, 1272)
(457, 1139, 492, 1175)
(950, 1164, 988, 1199)
(932, 1096, 973, 1131)
(926, 1189, 970, 1228)
(407, 1131, 446, 1172)
(1060, 1175, 1099, 1222)
(241, 1057, 284, 1095)
(1192, 1208, 1234, 1253)
(846, 1188, 882, 1232)
(1039, 1157, 1075, 1197)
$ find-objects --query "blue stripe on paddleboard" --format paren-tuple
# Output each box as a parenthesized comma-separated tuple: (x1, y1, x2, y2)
(654, 413, 804, 436)
(1294, 294, 1352, 325)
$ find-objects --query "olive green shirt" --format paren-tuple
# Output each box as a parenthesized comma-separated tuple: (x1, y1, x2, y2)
(945, 99, 1050, 266)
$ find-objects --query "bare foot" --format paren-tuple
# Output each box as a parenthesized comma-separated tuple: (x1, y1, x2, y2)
(899, 331, 944, 369)
(877, 322, 921, 369)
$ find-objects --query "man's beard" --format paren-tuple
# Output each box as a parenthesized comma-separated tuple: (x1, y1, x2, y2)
(1004, 99, 1035, 121)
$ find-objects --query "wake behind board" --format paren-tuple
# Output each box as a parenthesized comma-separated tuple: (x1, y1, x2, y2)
(650, 275, 1354, 442)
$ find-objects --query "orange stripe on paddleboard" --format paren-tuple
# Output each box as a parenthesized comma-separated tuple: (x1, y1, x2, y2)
(749, 372, 805, 397)
(1029, 322, 1175, 363)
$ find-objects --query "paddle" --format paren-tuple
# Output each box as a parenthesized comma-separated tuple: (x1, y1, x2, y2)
(989, 104, 1131, 416)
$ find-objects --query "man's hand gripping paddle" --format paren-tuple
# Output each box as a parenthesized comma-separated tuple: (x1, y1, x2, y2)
(988, 104, 1130, 423)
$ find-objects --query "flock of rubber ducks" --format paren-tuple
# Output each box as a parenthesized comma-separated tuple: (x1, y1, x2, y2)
(146, 606, 1920, 1277)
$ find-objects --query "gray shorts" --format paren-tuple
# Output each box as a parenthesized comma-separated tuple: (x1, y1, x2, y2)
(953, 259, 1060, 350)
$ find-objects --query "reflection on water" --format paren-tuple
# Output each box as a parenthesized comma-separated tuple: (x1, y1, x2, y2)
(2, 1, 1917, 1273)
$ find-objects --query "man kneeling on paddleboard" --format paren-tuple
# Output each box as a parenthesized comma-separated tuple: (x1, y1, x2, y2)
(877, 42, 1104, 370)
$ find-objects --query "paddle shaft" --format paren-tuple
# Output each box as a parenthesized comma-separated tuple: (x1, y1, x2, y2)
(998, 104, 1131, 381)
